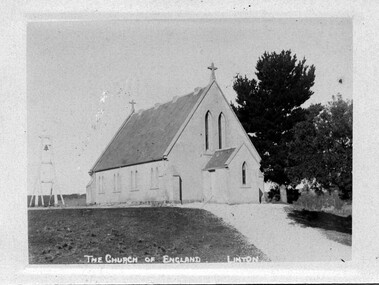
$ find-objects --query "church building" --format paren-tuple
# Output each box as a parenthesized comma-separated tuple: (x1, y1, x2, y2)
(86, 64, 264, 205)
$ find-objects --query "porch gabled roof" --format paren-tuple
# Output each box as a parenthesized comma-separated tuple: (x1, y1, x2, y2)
(203, 147, 236, 171)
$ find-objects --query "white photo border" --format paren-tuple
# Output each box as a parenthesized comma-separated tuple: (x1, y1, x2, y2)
(1, 0, 379, 283)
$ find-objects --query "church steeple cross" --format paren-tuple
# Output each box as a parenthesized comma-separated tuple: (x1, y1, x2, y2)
(208, 62, 218, 82)
(129, 100, 136, 113)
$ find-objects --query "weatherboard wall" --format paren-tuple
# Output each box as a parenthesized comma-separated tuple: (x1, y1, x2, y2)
(87, 160, 170, 204)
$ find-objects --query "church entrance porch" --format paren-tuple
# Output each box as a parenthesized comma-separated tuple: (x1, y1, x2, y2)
(202, 168, 230, 204)
(172, 175, 183, 204)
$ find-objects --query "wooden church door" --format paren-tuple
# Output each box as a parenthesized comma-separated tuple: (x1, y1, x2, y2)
(210, 170, 216, 201)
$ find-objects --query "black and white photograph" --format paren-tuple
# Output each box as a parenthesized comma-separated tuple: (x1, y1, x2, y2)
(26, 17, 352, 264)
(1, 1, 379, 284)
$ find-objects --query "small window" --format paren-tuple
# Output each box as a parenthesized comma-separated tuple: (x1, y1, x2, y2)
(150, 168, 154, 188)
(135, 170, 138, 189)
(99, 176, 105, 194)
(150, 167, 160, 189)
(155, 167, 159, 188)
(130, 171, 134, 190)
(113, 174, 116, 192)
(114, 173, 121, 193)
(242, 162, 247, 185)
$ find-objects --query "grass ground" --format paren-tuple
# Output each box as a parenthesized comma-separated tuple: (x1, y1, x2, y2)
(28, 207, 269, 264)
(286, 208, 352, 246)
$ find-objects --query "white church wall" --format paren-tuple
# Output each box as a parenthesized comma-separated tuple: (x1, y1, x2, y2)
(92, 160, 170, 204)
(214, 85, 261, 164)
(86, 176, 96, 204)
(168, 81, 262, 203)
(228, 144, 260, 204)
(202, 170, 211, 202)
(168, 83, 229, 202)
(168, 82, 260, 203)
(167, 134, 205, 202)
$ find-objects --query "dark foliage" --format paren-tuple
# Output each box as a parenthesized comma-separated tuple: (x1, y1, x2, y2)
(267, 187, 280, 201)
(286, 188, 301, 204)
(232, 50, 315, 186)
(287, 95, 352, 199)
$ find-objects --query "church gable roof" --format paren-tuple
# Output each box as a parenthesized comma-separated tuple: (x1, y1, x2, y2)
(92, 88, 205, 172)
(203, 148, 236, 171)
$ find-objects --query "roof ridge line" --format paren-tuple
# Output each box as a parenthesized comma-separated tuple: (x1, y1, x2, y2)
(139, 88, 205, 114)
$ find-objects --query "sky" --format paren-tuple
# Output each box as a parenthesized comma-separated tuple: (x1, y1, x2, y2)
(27, 18, 352, 194)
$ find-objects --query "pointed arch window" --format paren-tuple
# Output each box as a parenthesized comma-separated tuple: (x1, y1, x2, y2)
(218, 113, 226, 149)
(205, 111, 212, 150)
(242, 162, 247, 185)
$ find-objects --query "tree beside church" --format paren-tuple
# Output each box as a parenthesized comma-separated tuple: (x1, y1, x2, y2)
(232, 50, 316, 202)
(287, 95, 353, 200)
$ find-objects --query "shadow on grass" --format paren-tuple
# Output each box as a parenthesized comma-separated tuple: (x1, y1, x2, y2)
(286, 208, 352, 234)
(286, 208, 352, 246)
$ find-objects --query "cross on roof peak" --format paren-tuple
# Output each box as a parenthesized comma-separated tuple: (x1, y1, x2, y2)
(207, 62, 218, 82)
(129, 100, 136, 112)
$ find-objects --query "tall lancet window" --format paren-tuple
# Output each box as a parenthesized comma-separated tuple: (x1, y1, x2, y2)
(135, 170, 138, 189)
(218, 113, 226, 149)
(205, 111, 212, 150)
(242, 162, 247, 185)
(155, 167, 159, 188)
(150, 168, 154, 188)
(130, 171, 134, 190)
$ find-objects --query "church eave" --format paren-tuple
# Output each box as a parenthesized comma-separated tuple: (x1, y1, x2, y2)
(92, 158, 164, 174)
(203, 165, 229, 171)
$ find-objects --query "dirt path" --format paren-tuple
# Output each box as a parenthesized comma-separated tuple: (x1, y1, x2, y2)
(180, 203, 351, 262)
